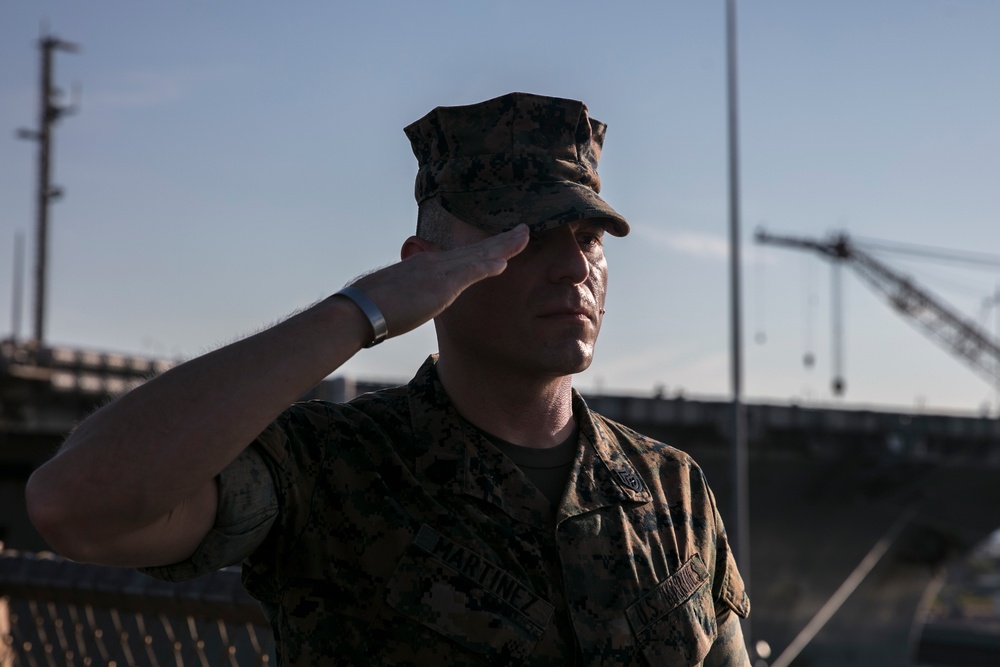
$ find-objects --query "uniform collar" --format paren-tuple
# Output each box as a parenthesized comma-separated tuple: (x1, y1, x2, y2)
(407, 356, 651, 529)
(557, 391, 652, 523)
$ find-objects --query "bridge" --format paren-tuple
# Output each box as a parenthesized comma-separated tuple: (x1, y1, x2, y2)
(3, 339, 1000, 665)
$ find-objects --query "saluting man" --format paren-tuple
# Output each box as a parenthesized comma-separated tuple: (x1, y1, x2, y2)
(27, 92, 750, 666)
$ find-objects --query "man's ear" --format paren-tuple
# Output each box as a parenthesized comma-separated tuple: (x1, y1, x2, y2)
(401, 235, 438, 260)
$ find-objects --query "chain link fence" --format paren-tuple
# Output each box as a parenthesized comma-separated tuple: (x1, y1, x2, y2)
(0, 550, 274, 666)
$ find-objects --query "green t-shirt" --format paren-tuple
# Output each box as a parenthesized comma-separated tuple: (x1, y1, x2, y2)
(479, 426, 578, 507)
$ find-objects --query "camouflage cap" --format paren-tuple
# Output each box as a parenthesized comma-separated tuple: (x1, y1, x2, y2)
(404, 92, 629, 236)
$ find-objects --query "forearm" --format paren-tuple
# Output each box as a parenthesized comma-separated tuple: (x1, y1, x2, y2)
(26, 294, 368, 562)
(25, 225, 529, 566)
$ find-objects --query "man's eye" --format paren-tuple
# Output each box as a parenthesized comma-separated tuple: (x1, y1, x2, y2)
(578, 233, 603, 249)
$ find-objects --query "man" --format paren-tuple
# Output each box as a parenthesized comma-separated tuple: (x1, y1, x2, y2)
(26, 92, 750, 665)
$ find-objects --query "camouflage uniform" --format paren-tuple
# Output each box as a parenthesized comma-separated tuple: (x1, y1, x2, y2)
(146, 356, 750, 666)
(146, 92, 750, 664)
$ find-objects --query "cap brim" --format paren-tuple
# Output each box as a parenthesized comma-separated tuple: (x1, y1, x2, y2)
(438, 181, 630, 237)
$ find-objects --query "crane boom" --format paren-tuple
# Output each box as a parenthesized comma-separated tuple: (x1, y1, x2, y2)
(756, 229, 1000, 390)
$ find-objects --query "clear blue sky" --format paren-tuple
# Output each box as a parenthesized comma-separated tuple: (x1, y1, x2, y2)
(3, 1, 1000, 414)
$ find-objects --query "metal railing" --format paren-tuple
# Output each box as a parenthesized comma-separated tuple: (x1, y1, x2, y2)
(0, 549, 274, 666)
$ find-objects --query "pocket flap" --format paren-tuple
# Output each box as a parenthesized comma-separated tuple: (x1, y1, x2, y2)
(625, 554, 717, 666)
(626, 553, 709, 635)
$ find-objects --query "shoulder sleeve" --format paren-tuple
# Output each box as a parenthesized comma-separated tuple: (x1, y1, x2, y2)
(141, 400, 336, 583)
(709, 490, 751, 619)
(139, 444, 279, 582)
(704, 475, 752, 665)
(592, 413, 751, 619)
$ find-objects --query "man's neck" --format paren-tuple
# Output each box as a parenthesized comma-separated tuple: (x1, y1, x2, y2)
(435, 354, 576, 449)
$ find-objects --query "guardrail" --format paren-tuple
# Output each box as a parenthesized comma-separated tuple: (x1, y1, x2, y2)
(0, 549, 274, 666)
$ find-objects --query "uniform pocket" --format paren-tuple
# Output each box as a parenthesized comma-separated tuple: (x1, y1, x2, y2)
(383, 524, 554, 665)
(625, 553, 717, 666)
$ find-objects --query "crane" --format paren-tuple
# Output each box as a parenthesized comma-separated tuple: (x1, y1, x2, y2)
(755, 229, 1000, 396)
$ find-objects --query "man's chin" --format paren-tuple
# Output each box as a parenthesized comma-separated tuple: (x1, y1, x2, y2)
(536, 345, 595, 377)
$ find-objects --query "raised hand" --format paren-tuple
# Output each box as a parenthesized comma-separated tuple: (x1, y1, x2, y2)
(348, 224, 529, 341)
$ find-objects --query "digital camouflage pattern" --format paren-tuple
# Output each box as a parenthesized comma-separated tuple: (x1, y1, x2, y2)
(145, 356, 750, 666)
(404, 92, 631, 237)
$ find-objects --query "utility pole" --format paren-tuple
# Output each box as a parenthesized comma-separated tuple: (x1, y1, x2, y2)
(993, 282, 1000, 414)
(11, 231, 26, 342)
(725, 0, 751, 644)
(17, 30, 80, 349)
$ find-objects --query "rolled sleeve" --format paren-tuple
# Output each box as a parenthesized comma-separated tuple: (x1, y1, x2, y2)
(718, 545, 751, 619)
(706, 481, 750, 620)
(141, 445, 279, 582)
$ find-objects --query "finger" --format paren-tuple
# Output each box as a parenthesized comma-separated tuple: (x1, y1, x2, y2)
(489, 224, 530, 260)
(442, 224, 529, 276)
(435, 226, 528, 284)
(348, 225, 529, 339)
(450, 224, 529, 258)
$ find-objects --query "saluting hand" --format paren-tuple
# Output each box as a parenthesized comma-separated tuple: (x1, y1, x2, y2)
(346, 224, 529, 342)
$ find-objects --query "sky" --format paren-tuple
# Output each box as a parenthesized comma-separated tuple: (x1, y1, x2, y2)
(2, 1, 1000, 415)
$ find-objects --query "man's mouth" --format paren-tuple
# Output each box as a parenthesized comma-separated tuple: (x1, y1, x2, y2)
(537, 302, 598, 323)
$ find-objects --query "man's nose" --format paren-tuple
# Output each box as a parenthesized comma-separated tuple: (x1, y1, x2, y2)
(547, 231, 590, 285)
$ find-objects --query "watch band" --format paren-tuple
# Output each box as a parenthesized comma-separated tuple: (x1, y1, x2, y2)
(335, 286, 388, 348)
